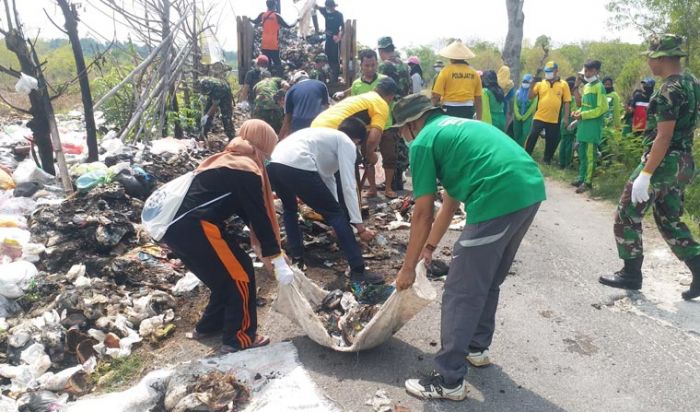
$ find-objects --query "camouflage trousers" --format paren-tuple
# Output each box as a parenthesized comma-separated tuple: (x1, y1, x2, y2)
(203, 100, 235, 139)
(252, 107, 284, 134)
(614, 151, 700, 261)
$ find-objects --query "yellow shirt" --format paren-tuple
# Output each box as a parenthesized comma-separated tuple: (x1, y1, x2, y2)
(532, 79, 572, 123)
(311, 91, 389, 131)
(432, 63, 483, 103)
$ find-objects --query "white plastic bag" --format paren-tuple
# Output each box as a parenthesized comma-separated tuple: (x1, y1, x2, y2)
(12, 159, 55, 186)
(274, 263, 436, 352)
(0, 260, 38, 299)
(141, 172, 195, 241)
(15, 73, 38, 95)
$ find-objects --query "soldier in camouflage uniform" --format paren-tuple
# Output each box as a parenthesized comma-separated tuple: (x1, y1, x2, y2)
(600, 34, 700, 300)
(309, 53, 332, 87)
(252, 73, 289, 134)
(376, 36, 411, 198)
(196, 76, 235, 140)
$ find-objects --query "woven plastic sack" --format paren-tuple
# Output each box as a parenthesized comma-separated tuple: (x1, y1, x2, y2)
(274, 262, 436, 352)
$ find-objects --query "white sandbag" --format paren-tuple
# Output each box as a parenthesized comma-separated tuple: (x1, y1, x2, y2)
(274, 263, 436, 352)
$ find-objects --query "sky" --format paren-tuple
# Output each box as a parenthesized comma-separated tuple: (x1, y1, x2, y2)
(15, 0, 643, 51)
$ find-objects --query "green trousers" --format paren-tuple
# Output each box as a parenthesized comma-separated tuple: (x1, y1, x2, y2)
(577, 142, 597, 185)
(513, 117, 533, 146)
(559, 134, 575, 168)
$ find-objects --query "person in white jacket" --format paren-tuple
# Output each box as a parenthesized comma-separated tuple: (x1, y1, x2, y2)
(268, 118, 384, 284)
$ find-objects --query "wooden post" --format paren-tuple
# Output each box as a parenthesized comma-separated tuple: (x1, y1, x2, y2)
(341, 19, 357, 87)
(237, 16, 255, 84)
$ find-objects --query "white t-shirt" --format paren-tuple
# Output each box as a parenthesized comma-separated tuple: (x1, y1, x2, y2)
(270, 127, 361, 224)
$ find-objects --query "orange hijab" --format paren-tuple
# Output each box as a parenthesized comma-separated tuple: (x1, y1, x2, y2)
(197, 119, 281, 253)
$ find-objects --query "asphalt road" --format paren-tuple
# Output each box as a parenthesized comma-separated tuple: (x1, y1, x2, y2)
(258, 178, 700, 411)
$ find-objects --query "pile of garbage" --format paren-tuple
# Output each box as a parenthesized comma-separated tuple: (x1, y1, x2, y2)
(253, 27, 324, 74)
(0, 115, 219, 406)
(315, 284, 394, 348)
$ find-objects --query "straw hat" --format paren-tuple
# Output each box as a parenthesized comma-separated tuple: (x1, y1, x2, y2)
(439, 40, 476, 60)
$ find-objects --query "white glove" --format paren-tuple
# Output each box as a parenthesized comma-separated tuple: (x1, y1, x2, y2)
(333, 91, 345, 100)
(272, 254, 294, 285)
(200, 114, 209, 126)
(631, 171, 652, 204)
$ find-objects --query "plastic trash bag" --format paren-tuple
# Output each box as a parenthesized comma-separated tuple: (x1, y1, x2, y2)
(15, 73, 38, 94)
(12, 159, 55, 186)
(69, 161, 108, 178)
(75, 169, 111, 193)
(171, 272, 201, 296)
(0, 260, 38, 299)
(274, 262, 436, 352)
(141, 172, 195, 241)
(149, 137, 196, 156)
(0, 168, 15, 190)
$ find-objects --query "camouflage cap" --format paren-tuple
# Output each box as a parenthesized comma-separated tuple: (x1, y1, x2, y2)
(642, 33, 688, 58)
(377, 36, 394, 50)
(315, 53, 328, 62)
(391, 94, 440, 128)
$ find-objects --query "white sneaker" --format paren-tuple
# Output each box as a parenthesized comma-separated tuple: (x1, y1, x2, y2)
(466, 349, 491, 367)
(405, 372, 467, 401)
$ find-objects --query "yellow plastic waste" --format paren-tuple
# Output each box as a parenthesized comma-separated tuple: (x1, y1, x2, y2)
(0, 168, 15, 190)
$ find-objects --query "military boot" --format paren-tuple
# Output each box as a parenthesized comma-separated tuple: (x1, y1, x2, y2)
(682, 255, 700, 300)
(599, 256, 643, 290)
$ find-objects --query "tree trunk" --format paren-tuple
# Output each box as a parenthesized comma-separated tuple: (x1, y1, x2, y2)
(503, 0, 525, 84)
(4, 30, 55, 175)
(57, 0, 98, 162)
(158, 0, 171, 137)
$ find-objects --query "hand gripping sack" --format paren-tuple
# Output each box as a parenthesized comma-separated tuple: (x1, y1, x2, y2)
(274, 262, 436, 352)
(141, 172, 195, 241)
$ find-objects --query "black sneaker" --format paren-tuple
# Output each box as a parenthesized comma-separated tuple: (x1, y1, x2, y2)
(405, 372, 467, 401)
(571, 180, 583, 187)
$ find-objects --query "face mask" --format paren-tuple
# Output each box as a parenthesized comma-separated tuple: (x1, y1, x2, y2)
(434, 67, 442, 74)
(605, 87, 614, 93)
(584, 75, 598, 83)
(545, 72, 554, 80)
(521, 82, 530, 89)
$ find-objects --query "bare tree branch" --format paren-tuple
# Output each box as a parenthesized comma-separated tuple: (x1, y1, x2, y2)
(0, 91, 31, 114)
(43, 8, 68, 35)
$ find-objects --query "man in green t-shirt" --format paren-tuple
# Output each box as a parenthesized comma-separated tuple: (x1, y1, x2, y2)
(600, 34, 700, 301)
(392, 94, 546, 401)
(571, 60, 608, 193)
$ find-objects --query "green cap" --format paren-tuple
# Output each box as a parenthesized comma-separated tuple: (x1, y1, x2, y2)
(391, 94, 440, 128)
(377, 36, 394, 49)
(642, 33, 688, 58)
(315, 53, 328, 62)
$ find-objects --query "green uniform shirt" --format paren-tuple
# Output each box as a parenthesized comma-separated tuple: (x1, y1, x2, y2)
(484, 89, 506, 132)
(410, 114, 546, 224)
(199, 76, 232, 105)
(351, 74, 386, 96)
(254, 77, 284, 110)
(576, 80, 607, 144)
(309, 67, 331, 86)
(643, 71, 700, 153)
(378, 56, 410, 98)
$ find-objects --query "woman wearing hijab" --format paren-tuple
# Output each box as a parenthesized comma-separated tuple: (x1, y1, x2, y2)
(513, 74, 538, 146)
(160, 119, 293, 353)
(481, 70, 506, 132)
(407, 56, 424, 94)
